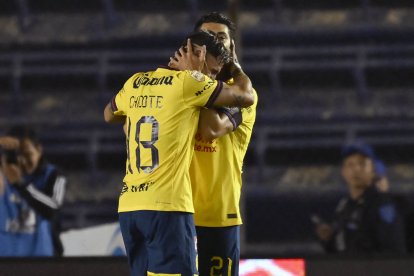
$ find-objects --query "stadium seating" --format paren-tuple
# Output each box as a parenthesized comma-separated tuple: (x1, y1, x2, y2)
(2, 0, 414, 256)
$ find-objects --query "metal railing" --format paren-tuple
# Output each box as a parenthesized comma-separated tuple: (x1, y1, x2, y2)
(1, 44, 414, 100)
(2, 44, 414, 183)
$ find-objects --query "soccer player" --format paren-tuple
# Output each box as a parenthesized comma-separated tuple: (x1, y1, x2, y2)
(170, 12, 258, 276)
(103, 30, 254, 275)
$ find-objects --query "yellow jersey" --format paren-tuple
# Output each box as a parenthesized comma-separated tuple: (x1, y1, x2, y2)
(111, 67, 223, 213)
(190, 89, 258, 227)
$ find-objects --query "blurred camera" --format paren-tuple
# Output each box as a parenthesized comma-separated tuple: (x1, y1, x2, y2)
(4, 149, 19, 164)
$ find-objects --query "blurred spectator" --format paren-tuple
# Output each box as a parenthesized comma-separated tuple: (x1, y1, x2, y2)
(314, 142, 406, 254)
(0, 126, 66, 256)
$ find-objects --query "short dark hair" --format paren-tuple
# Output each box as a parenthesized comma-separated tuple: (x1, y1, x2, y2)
(194, 12, 236, 38)
(183, 30, 231, 64)
(8, 125, 41, 146)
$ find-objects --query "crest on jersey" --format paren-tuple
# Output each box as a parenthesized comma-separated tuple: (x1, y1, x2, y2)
(190, 70, 205, 82)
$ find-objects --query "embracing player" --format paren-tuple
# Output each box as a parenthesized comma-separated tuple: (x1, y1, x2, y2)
(170, 12, 258, 276)
(104, 30, 254, 275)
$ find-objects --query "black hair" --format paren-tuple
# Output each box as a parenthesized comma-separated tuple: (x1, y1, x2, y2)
(183, 30, 231, 64)
(7, 125, 41, 146)
(194, 12, 236, 38)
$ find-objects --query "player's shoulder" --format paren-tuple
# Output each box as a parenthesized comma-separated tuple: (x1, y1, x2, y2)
(153, 67, 205, 83)
(252, 87, 258, 97)
(176, 69, 210, 83)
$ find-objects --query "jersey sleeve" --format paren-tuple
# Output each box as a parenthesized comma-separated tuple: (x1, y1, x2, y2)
(182, 70, 223, 108)
(241, 88, 258, 127)
(111, 74, 137, 116)
(231, 88, 257, 135)
(216, 107, 242, 131)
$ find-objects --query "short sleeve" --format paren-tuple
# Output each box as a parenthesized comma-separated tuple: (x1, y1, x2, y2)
(216, 107, 242, 131)
(182, 70, 223, 108)
(111, 88, 128, 116)
(240, 88, 258, 127)
(111, 74, 138, 116)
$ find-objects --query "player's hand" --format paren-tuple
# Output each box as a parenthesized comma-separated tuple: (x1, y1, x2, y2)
(215, 39, 237, 82)
(230, 39, 239, 65)
(228, 39, 242, 77)
(168, 39, 206, 72)
(0, 136, 20, 150)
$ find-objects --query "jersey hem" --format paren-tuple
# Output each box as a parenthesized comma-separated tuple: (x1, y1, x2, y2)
(118, 206, 194, 213)
(194, 221, 243, 227)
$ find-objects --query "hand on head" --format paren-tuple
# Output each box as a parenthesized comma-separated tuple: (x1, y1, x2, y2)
(230, 39, 239, 65)
(228, 39, 242, 76)
(168, 38, 206, 71)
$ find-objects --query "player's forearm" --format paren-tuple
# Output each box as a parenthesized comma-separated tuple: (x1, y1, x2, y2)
(197, 109, 233, 141)
(104, 103, 125, 124)
(228, 64, 254, 108)
(231, 64, 253, 96)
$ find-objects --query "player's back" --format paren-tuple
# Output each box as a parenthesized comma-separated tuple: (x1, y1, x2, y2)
(111, 66, 223, 214)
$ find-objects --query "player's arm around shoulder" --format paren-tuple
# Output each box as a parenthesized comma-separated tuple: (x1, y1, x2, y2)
(213, 64, 254, 108)
(170, 39, 255, 109)
(197, 107, 240, 141)
(197, 85, 258, 141)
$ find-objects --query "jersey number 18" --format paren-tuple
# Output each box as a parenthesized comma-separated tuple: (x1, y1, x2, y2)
(126, 116, 159, 174)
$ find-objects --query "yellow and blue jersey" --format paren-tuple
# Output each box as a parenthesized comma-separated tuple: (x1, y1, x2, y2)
(111, 67, 223, 213)
(190, 89, 258, 227)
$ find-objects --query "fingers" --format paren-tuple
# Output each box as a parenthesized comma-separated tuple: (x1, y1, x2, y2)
(168, 57, 179, 68)
(186, 38, 192, 56)
(178, 47, 185, 58)
(174, 51, 182, 63)
(168, 40, 206, 71)
(199, 45, 206, 62)
(230, 39, 235, 54)
(231, 39, 239, 64)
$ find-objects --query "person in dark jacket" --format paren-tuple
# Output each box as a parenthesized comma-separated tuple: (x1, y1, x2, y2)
(315, 142, 406, 254)
(0, 126, 66, 256)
